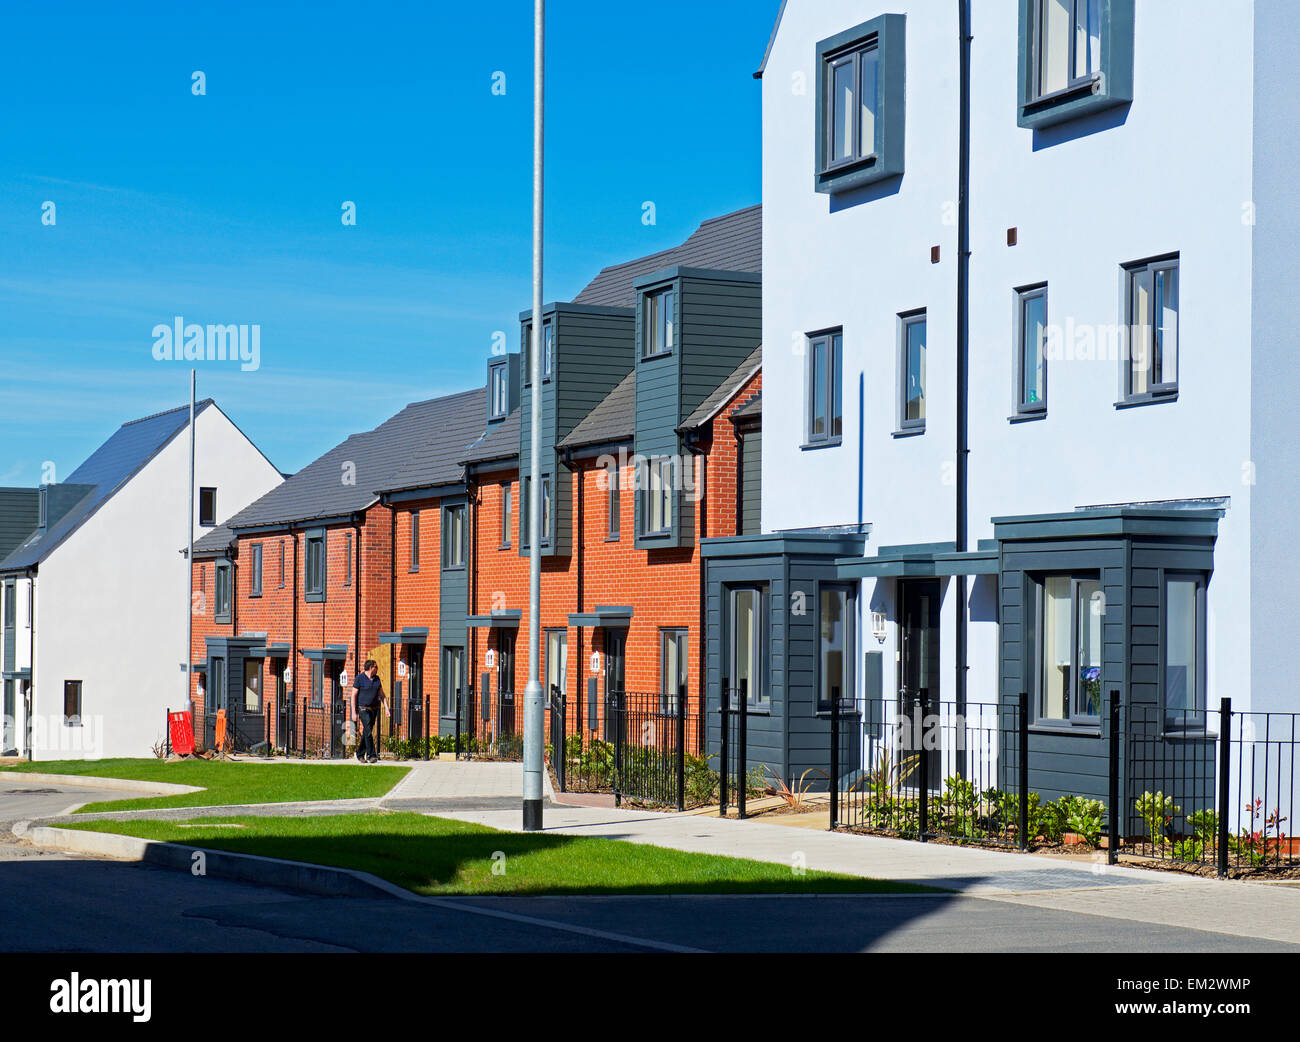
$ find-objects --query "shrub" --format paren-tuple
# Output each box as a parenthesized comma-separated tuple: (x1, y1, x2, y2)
(1135, 791, 1181, 849)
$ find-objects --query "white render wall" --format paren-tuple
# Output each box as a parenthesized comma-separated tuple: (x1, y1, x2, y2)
(762, 2, 1279, 712)
(27, 405, 282, 759)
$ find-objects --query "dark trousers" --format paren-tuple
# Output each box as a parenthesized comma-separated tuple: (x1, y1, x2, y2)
(357, 707, 377, 761)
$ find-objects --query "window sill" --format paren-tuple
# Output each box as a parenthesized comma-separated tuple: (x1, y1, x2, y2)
(1029, 723, 1101, 738)
(1008, 409, 1047, 424)
(498, 543, 512, 551)
(249, 592, 262, 599)
(1018, 73, 1130, 131)
(800, 438, 842, 451)
(1115, 391, 1178, 410)
(441, 565, 467, 573)
(604, 535, 622, 543)
(640, 350, 673, 363)
(408, 568, 420, 574)
(891, 426, 925, 439)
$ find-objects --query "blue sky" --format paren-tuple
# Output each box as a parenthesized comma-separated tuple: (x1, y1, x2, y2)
(0, 0, 779, 484)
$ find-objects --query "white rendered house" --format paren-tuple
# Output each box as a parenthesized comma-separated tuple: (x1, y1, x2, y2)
(0, 400, 282, 759)
(701, 0, 1298, 806)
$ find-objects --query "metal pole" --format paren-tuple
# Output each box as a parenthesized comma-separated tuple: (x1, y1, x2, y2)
(185, 371, 195, 721)
(1108, 693, 1120, 866)
(1217, 697, 1231, 878)
(676, 681, 686, 813)
(718, 684, 729, 816)
(1018, 690, 1030, 851)
(737, 679, 747, 820)
(522, 0, 546, 831)
(918, 688, 929, 841)
(830, 687, 840, 830)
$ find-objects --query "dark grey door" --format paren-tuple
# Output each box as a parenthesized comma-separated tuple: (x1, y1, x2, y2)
(407, 646, 424, 740)
(237, 658, 266, 749)
(603, 629, 626, 743)
(329, 660, 347, 756)
(899, 579, 941, 791)
(3, 679, 15, 755)
(496, 630, 516, 736)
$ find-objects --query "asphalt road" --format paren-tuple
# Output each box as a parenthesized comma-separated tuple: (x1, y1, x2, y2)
(1, 776, 1297, 953)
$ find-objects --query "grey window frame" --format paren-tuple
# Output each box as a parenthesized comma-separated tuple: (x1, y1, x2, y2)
(1013, 284, 1049, 417)
(199, 487, 217, 527)
(442, 504, 466, 569)
(440, 645, 464, 717)
(544, 628, 568, 700)
(822, 40, 880, 173)
(659, 629, 688, 716)
(310, 659, 323, 708)
(500, 484, 512, 548)
(304, 530, 327, 603)
(1030, 0, 1102, 103)
(641, 287, 676, 360)
(804, 329, 843, 448)
(727, 585, 768, 711)
(344, 531, 353, 586)
(642, 457, 673, 537)
(214, 561, 233, 623)
(489, 362, 509, 419)
(2, 581, 13, 629)
(1120, 254, 1180, 406)
(410, 510, 421, 573)
(1161, 572, 1208, 731)
(277, 540, 285, 588)
(522, 319, 554, 385)
(896, 310, 927, 434)
(249, 543, 263, 597)
(37, 488, 47, 528)
(816, 582, 857, 713)
(1017, 0, 1135, 130)
(606, 462, 620, 541)
(1031, 573, 1103, 728)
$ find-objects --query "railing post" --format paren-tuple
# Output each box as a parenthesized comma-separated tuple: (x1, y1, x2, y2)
(1108, 693, 1120, 866)
(830, 689, 840, 831)
(719, 682, 729, 817)
(613, 692, 624, 809)
(676, 682, 686, 813)
(1018, 690, 1030, 851)
(1217, 696, 1232, 878)
(917, 688, 929, 841)
(454, 687, 462, 761)
(737, 679, 748, 820)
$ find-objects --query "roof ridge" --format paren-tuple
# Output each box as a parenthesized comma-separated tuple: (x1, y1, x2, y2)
(120, 398, 214, 427)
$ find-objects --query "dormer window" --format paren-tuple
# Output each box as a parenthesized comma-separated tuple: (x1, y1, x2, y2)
(524, 320, 554, 384)
(37, 488, 47, 528)
(489, 364, 508, 420)
(642, 288, 675, 360)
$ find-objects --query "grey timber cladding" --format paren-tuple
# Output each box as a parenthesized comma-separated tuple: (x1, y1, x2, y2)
(740, 430, 762, 536)
(558, 372, 635, 450)
(0, 489, 39, 562)
(680, 346, 762, 431)
(440, 495, 469, 648)
(574, 206, 761, 309)
(1, 401, 217, 572)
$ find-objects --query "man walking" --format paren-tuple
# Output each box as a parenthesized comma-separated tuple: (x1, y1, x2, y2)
(352, 659, 385, 763)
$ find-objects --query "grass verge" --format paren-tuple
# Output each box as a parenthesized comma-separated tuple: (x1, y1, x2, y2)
(1, 758, 408, 813)
(64, 812, 934, 896)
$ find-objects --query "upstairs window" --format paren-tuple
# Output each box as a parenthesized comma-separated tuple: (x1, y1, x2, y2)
(278, 541, 286, 588)
(1123, 255, 1179, 403)
(1015, 285, 1048, 416)
(1035, 0, 1101, 99)
(305, 532, 326, 601)
(214, 562, 232, 622)
(500, 484, 513, 548)
(249, 543, 263, 597)
(344, 531, 353, 586)
(607, 463, 620, 541)
(38, 488, 47, 528)
(643, 458, 673, 536)
(642, 288, 676, 359)
(815, 14, 905, 194)
(489, 363, 509, 419)
(410, 511, 421, 572)
(806, 330, 843, 446)
(2, 583, 14, 629)
(897, 312, 927, 433)
(64, 680, 82, 723)
(1018, 0, 1134, 130)
(199, 487, 217, 527)
(442, 504, 466, 568)
(543, 321, 554, 380)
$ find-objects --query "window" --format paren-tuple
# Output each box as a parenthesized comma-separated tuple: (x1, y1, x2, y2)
(642, 287, 676, 359)
(442, 504, 466, 568)
(344, 531, 353, 586)
(1164, 575, 1207, 728)
(500, 484, 512, 548)
(643, 458, 673, 536)
(410, 511, 421, 572)
(63, 680, 82, 723)
(521, 477, 552, 549)
(441, 646, 465, 717)
(545, 630, 568, 699)
(214, 562, 232, 622)
(729, 588, 765, 709)
(1036, 576, 1103, 724)
(489, 363, 509, 419)
(249, 543, 263, 597)
(815, 14, 905, 193)
(305, 532, 326, 602)
(199, 487, 217, 527)
(898, 312, 926, 432)
(660, 630, 688, 715)
(2, 582, 13, 629)
(243, 659, 262, 713)
(310, 659, 323, 708)
(1123, 255, 1179, 403)
(607, 463, 620, 540)
(1015, 285, 1048, 415)
(525, 321, 553, 382)
(818, 586, 856, 712)
(38, 488, 47, 528)
(278, 541, 285, 588)
(1018, 0, 1133, 129)
(806, 330, 843, 445)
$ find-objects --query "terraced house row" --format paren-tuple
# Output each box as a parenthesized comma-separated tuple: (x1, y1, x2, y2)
(185, 206, 763, 761)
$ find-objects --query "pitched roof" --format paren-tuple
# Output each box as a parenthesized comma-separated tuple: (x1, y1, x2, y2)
(680, 346, 763, 431)
(573, 205, 762, 309)
(1, 400, 217, 572)
(0, 489, 40, 563)
(558, 373, 636, 451)
(209, 389, 484, 538)
(754, 0, 788, 79)
(459, 408, 521, 468)
(731, 390, 762, 420)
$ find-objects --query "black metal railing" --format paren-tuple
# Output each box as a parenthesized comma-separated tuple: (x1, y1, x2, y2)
(831, 692, 1026, 847)
(550, 687, 685, 810)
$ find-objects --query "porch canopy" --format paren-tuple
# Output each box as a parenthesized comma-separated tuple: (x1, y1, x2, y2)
(465, 611, 521, 630)
(377, 627, 428, 645)
(300, 644, 350, 661)
(836, 539, 999, 579)
(567, 605, 633, 628)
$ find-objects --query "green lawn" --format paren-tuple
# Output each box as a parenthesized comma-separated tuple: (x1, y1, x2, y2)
(65, 812, 930, 896)
(0, 759, 408, 813)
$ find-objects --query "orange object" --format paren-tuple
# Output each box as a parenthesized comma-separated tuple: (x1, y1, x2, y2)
(214, 709, 227, 753)
(168, 712, 195, 756)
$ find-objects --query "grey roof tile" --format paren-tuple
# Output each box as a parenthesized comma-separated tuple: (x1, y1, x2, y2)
(680, 345, 763, 431)
(459, 408, 520, 468)
(558, 372, 636, 450)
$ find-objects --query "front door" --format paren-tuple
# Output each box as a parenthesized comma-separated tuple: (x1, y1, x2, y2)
(603, 628, 626, 743)
(440, 646, 465, 736)
(898, 579, 942, 791)
(496, 630, 516, 736)
(3, 680, 15, 755)
(238, 658, 266, 750)
(329, 660, 347, 756)
(407, 646, 424, 741)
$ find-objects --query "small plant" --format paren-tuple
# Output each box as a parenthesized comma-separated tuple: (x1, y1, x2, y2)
(763, 766, 825, 809)
(939, 776, 982, 839)
(684, 752, 719, 807)
(1060, 795, 1106, 848)
(1237, 798, 1287, 868)
(1135, 790, 1181, 850)
(151, 734, 169, 760)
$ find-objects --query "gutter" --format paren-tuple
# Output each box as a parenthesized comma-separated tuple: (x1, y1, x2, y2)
(955, 0, 972, 713)
(684, 432, 708, 754)
(26, 568, 35, 761)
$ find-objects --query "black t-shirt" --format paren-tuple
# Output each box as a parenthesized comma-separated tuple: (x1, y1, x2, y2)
(355, 673, 383, 708)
